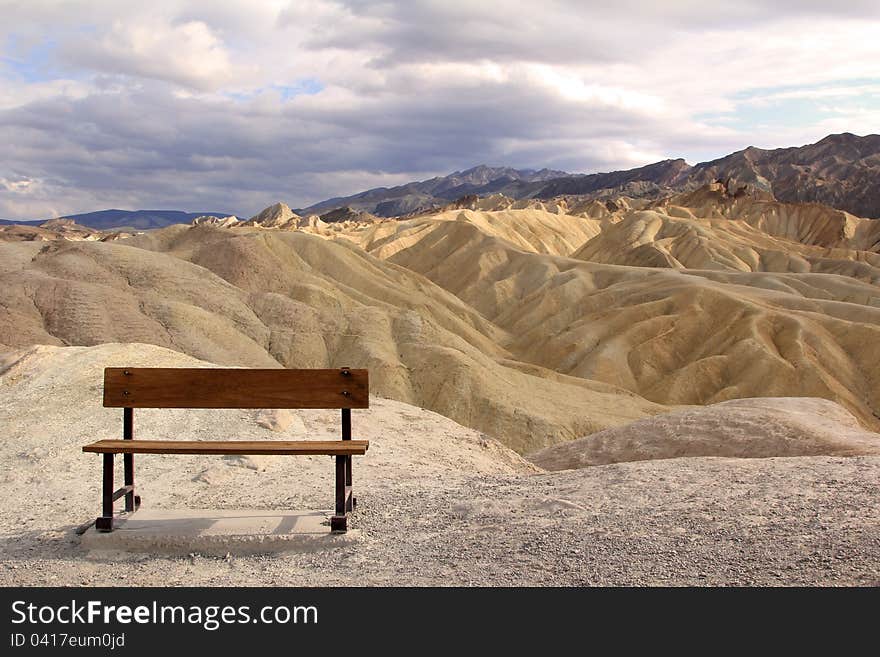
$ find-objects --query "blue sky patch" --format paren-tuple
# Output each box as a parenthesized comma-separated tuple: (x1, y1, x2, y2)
(223, 79, 324, 103)
(1, 36, 59, 83)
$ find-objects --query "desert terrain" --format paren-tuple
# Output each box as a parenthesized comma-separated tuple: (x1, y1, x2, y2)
(3, 183, 879, 451)
(1, 171, 879, 585)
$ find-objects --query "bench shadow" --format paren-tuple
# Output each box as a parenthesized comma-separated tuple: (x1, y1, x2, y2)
(110, 509, 330, 536)
(0, 509, 339, 565)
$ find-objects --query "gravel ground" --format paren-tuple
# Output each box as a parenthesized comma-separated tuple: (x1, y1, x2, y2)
(1, 344, 877, 587)
(1, 455, 877, 587)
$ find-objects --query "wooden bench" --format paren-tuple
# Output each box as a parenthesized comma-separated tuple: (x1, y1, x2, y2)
(82, 366, 369, 533)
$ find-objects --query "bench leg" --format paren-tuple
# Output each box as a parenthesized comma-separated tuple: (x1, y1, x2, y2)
(345, 455, 355, 512)
(96, 453, 114, 532)
(331, 455, 349, 532)
(340, 407, 355, 513)
(123, 453, 140, 512)
(122, 407, 139, 513)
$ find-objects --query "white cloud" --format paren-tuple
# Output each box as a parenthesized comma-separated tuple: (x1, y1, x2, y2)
(526, 65, 666, 114)
(0, 175, 37, 193)
(57, 18, 247, 90)
(743, 84, 880, 106)
(0, 77, 91, 110)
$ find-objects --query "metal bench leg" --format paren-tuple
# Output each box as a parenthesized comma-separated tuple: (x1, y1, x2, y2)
(122, 408, 140, 512)
(332, 405, 355, 530)
(123, 453, 138, 512)
(331, 455, 348, 532)
(345, 455, 355, 512)
(95, 453, 114, 532)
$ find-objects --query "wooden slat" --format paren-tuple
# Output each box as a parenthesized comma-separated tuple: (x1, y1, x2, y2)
(103, 368, 368, 409)
(83, 439, 369, 455)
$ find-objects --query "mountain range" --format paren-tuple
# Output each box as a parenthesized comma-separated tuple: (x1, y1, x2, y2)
(298, 132, 880, 218)
(298, 166, 570, 217)
(2, 132, 878, 229)
(0, 209, 237, 231)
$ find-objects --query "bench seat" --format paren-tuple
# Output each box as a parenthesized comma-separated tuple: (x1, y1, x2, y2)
(83, 439, 369, 456)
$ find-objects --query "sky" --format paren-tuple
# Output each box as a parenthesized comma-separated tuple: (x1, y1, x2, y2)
(1, 1, 879, 220)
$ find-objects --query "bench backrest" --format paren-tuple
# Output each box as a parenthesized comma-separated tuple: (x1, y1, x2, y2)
(103, 367, 369, 409)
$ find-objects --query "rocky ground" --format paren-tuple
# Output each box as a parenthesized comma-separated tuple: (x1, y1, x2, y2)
(2, 456, 878, 586)
(1, 343, 877, 586)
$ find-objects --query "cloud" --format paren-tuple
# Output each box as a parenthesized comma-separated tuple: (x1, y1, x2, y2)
(0, 0, 879, 219)
(58, 19, 246, 90)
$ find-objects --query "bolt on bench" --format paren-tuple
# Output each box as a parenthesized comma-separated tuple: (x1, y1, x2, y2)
(82, 367, 369, 533)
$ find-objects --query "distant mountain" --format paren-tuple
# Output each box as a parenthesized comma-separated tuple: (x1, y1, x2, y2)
(682, 133, 880, 218)
(300, 133, 880, 219)
(0, 219, 40, 226)
(0, 209, 237, 230)
(60, 209, 239, 230)
(522, 159, 692, 198)
(298, 165, 570, 217)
